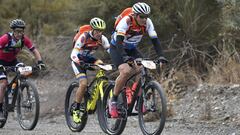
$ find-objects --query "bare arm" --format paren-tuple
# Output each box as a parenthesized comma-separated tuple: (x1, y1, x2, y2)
(32, 48, 42, 62)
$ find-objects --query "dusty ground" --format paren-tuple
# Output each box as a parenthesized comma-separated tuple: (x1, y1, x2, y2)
(0, 69, 239, 135)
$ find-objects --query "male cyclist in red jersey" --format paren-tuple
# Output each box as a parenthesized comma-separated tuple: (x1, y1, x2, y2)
(108, 2, 168, 118)
(70, 17, 110, 123)
(0, 19, 46, 121)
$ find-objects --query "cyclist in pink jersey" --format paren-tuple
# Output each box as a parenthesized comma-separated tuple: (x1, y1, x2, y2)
(0, 19, 46, 121)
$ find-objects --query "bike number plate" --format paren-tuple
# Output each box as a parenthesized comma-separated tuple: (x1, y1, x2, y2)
(18, 66, 33, 75)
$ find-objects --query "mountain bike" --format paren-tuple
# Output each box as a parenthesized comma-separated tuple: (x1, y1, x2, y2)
(65, 63, 113, 132)
(98, 58, 167, 135)
(0, 65, 40, 130)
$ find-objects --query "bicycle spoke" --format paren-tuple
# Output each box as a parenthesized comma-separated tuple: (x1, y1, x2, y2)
(138, 81, 166, 135)
(64, 82, 88, 132)
(17, 81, 39, 130)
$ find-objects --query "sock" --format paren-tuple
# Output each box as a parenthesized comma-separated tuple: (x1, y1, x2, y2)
(112, 95, 118, 102)
(131, 82, 138, 91)
(72, 101, 80, 110)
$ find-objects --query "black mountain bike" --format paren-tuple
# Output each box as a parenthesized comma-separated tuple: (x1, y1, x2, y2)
(65, 63, 113, 132)
(98, 58, 167, 135)
(0, 65, 40, 130)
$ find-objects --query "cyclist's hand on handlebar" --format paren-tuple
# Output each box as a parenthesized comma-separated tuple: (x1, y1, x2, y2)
(156, 56, 168, 70)
(123, 56, 134, 66)
(94, 59, 103, 65)
(37, 61, 46, 70)
(157, 56, 168, 64)
(78, 61, 87, 68)
(0, 65, 5, 72)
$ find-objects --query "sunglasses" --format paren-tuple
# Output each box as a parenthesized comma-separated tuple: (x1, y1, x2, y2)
(14, 29, 24, 34)
(138, 14, 148, 19)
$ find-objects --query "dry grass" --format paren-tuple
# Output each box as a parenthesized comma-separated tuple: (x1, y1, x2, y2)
(208, 58, 240, 84)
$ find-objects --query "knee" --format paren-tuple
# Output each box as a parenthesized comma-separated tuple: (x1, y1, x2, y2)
(0, 80, 8, 90)
(118, 64, 131, 77)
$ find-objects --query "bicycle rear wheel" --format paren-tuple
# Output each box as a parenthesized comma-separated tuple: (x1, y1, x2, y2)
(0, 92, 9, 128)
(98, 83, 127, 135)
(138, 81, 167, 135)
(17, 80, 40, 130)
(64, 82, 88, 132)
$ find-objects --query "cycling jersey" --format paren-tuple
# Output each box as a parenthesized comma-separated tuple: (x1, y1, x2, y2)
(0, 32, 35, 62)
(111, 15, 158, 49)
(71, 31, 110, 64)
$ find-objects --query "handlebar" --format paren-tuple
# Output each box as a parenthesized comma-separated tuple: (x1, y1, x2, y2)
(0, 65, 41, 74)
(80, 63, 116, 71)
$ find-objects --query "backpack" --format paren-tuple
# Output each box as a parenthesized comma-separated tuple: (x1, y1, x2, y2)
(72, 25, 92, 47)
(114, 7, 133, 29)
(0, 32, 24, 52)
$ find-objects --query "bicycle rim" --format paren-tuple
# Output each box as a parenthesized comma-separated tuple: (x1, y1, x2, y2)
(100, 84, 127, 135)
(0, 92, 8, 128)
(64, 82, 88, 132)
(17, 81, 40, 130)
(138, 81, 167, 135)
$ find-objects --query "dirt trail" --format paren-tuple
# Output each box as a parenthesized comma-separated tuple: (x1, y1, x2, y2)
(0, 71, 239, 135)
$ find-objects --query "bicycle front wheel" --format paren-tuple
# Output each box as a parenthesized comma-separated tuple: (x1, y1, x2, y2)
(98, 83, 127, 135)
(138, 81, 167, 135)
(17, 80, 40, 130)
(64, 82, 88, 132)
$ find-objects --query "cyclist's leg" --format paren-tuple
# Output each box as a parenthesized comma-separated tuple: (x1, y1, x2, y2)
(109, 46, 136, 117)
(0, 78, 7, 122)
(71, 61, 88, 123)
(126, 48, 146, 112)
(0, 60, 16, 121)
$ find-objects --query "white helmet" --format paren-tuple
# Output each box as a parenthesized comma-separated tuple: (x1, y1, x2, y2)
(10, 19, 26, 29)
(132, 2, 151, 15)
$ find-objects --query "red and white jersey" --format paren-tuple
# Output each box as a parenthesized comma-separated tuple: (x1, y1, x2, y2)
(111, 15, 158, 49)
(71, 31, 110, 63)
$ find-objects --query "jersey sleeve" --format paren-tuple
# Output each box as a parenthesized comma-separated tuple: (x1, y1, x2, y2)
(115, 16, 131, 36)
(101, 35, 110, 50)
(146, 18, 158, 39)
(0, 34, 9, 49)
(71, 34, 85, 63)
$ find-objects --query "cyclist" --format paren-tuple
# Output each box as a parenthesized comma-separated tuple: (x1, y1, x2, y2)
(0, 19, 46, 121)
(70, 17, 110, 123)
(109, 2, 168, 118)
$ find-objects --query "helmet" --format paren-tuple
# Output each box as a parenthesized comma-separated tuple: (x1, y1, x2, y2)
(132, 2, 151, 15)
(10, 19, 26, 29)
(90, 17, 106, 30)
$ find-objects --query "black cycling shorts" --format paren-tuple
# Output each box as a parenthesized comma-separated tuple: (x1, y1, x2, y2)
(0, 59, 20, 80)
(109, 45, 143, 67)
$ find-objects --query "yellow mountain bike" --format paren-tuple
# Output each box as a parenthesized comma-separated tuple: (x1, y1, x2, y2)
(64, 63, 113, 132)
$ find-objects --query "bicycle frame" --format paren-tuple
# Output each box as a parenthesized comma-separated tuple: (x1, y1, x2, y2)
(121, 64, 153, 116)
(4, 66, 36, 112)
(6, 74, 19, 112)
(86, 69, 109, 112)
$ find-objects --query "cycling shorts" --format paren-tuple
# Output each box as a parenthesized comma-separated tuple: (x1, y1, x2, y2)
(71, 55, 97, 79)
(109, 45, 143, 68)
(0, 59, 21, 80)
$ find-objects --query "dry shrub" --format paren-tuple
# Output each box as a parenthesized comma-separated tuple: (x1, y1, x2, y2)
(208, 58, 240, 84)
(161, 66, 202, 117)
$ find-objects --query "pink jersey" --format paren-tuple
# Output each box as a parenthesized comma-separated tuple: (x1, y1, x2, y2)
(0, 33, 34, 62)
